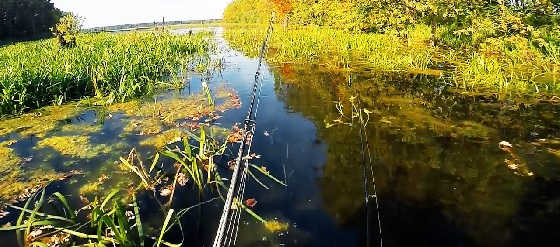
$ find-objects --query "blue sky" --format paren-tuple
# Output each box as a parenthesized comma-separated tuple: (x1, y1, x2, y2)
(52, 0, 232, 28)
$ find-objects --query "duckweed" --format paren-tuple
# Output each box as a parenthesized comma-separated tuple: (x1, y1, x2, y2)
(60, 123, 103, 135)
(140, 129, 185, 149)
(0, 140, 21, 172)
(123, 118, 165, 136)
(36, 135, 111, 159)
(264, 220, 289, 233)
(0, 140, 64, 202)
(79, 181, 102, 196)
(0, 104, 81, 138)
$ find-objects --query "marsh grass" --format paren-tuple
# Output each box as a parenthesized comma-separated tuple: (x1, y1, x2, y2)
(0, 31, 212, 115)
(456, 36, 560, 96)
(225, 23, 560, 98)
(224, 24, 435, 71)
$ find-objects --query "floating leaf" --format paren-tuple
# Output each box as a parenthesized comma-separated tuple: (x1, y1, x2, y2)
(245, 198, 258, 208)
(177, 173, 188, 186)
(160, 187, 172, 197)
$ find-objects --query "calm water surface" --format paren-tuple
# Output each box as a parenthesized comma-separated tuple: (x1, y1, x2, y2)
(2, 28, 560, 247)
(214, 27, 560, 247)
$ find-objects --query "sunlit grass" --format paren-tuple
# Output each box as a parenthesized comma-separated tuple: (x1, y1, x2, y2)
(225, 23, 560, 98)
(224, 24, 435, 71)
(456, 36, 560, 96)
(0, 31, 212, 115)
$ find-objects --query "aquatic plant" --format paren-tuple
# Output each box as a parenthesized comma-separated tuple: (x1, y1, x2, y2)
(0, 80, 241, 207)
(0, 104, 82, 138)
(0, 30, 212, 115)
(0, 140, 67, 202)
(36, 135, 112, 159)
(116, 86, 240, 140)
(0, 188, 162, 247)
(140, 129, 186, 150)
(456, 35, 560, 96)
(223, 0, 560, 98)
(224, 24, 435, 71)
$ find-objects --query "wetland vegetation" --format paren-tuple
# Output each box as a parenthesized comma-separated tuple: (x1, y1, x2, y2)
(224, 0, 560, 99)
(0, 30, 211, 115)
(1, 0, 560, 246)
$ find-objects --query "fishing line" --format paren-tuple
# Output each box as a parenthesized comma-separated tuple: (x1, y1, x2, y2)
(348, 70, 383, 247)
(358, 109, 383, 247)
(212, 12, 274, 247)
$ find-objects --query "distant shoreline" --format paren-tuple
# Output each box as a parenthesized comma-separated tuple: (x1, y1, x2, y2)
(83, 19, 222, 32)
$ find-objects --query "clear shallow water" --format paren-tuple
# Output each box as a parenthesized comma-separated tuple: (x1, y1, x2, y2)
(1, 28, 560, 247)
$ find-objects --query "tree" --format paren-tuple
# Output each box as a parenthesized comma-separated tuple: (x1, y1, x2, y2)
(0, 0, 62, 41)
(272, 0, 293, 28)
(51, 14, 82, 47)
(223, 0, 272, 24)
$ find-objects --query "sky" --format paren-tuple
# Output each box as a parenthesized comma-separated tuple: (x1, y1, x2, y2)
(52, 0, 232, 28)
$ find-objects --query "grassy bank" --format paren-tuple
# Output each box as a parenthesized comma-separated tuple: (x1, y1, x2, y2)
(0, 31, 211, 115)
(225, 24, 434, 71)
(455, 35, 560, 96)
(224, 24, 560, 98)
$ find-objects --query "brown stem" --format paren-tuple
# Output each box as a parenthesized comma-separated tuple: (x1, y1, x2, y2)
(166, 167, 181, 207)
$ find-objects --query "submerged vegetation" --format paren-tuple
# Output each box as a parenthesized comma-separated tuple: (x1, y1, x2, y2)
(0, 30, 211, 115)
(0, 120, 288, 246)
(0, 55, 287, 245)
(223, 0, 560, 98)
(269, 61, 560, 245)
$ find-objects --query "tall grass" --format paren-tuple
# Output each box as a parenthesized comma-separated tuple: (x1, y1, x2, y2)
(456, 36, 560, 96)
(0, 31, 212, 115)
(225, 23, 560, 97)
(224, 24, 435, 71)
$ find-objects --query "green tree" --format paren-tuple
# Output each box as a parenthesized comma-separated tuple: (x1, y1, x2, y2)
(0, 0, 62, 41)
(51, 14, 82, 47)
(223, 0, 272, 24)
(223, 0, 560, 35)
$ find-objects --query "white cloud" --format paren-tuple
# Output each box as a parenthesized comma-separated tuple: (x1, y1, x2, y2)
(52, 0, 232, 28)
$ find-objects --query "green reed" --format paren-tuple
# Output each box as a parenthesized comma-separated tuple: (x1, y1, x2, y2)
(0, 31, 212, 115)
(225, 23, 560, 98)
(1, 186, 172, 247)
(224, 24, 435, 71)
(456, 36, 560, 96)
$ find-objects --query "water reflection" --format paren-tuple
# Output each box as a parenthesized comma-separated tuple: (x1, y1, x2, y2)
(267, 63, 560, 246)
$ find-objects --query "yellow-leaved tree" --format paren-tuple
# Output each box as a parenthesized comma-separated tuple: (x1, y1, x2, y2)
(51, 14, 81, 47)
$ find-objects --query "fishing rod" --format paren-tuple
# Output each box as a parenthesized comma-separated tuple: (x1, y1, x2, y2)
(212, 12, 274, 247)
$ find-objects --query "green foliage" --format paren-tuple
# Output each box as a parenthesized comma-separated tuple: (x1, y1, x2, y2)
(223, 0, 272, 24)
(223, 0, 560, 97)
(456, 35, 560, 95)
(0, 31, 211, 115)
(0, 0, 62, 41)
(51, 14, 81, 47)
(224, 0, 560, 36)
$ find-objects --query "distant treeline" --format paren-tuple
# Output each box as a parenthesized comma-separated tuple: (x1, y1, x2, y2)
(224, 0, 560, 33)
(0, 0, 62, 41)
(83, 19, 222, 33)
